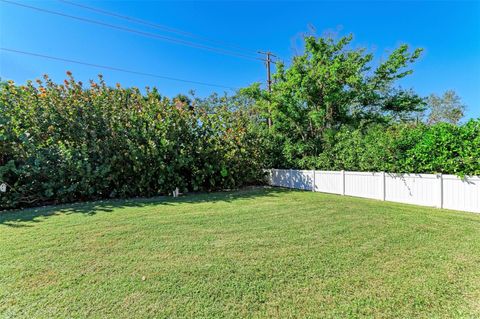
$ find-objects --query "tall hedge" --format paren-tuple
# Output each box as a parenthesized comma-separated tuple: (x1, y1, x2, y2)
(296, 120, 480, 176)
(0, 75, 265, 209)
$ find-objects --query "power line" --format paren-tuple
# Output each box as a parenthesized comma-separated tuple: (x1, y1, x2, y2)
(0, 47, 237, 90)
(58, 0, 258, 56)
(1, 0, 263, 62)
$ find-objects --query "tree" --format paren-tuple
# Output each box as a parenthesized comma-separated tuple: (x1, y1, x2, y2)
(247, 33, 425, 166)
(426, 90, 465, 125)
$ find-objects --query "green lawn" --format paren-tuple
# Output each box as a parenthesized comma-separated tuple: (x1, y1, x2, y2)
(1, 188, 480, 318)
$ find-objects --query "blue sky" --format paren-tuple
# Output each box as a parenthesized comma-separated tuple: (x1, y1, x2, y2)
(1, 0, 479, 119)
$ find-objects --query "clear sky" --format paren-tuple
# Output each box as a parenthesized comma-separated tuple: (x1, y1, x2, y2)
(1, 0, 479, 119)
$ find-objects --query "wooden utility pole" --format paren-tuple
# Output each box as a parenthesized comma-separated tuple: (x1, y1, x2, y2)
(258, 51, 277, 128)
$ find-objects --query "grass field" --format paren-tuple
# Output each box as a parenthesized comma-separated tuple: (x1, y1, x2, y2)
(1, 187, 480, 318)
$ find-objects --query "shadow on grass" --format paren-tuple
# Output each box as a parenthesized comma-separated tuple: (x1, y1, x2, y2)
(0, 186, 287, 227)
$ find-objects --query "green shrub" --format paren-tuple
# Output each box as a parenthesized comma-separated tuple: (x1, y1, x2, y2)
(0, 75, 265, 209)
(404, 120, 480, 175)
(295, 121, 480, 175)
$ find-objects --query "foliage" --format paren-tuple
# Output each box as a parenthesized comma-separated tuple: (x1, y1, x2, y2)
(404, 120, 480, 175)
(242, 34, 478, 176)
(295, 120, 480, 176)
(425, 90, 466, 125)
(0, 75, 265, 209)
(246, 34, 426, 165)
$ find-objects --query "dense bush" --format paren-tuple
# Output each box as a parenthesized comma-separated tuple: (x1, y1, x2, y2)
(294, 120, 480, 176)
(0, 75, 265, 209)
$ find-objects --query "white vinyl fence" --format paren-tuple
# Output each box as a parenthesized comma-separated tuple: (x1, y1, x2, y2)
(267, 169, 480, 213)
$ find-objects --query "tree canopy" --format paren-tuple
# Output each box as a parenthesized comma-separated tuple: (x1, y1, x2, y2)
(426, 90, 466, 125)
(246, 34, 426, 165)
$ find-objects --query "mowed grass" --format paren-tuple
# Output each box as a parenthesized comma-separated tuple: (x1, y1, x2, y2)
(1, 188, 480, 319)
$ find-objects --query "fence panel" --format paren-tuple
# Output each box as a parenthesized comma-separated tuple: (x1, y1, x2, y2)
(267, 169, 479, 213)
(270, 169, 291, 188)
(384, 174, 439, 207)
(314, 171, 343, 194)
(291, 170, 314, 190)
(442, 175, 480, 213)
(344, 171, 383, 200)
(270, 169, 314, 190)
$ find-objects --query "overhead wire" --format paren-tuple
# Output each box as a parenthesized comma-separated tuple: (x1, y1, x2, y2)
(1, 0, 264, 62)
(1, 47, 238, 90)
(58, 0, 258, 56)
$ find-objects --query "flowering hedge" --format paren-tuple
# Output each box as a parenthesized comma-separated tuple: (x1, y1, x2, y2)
(0, 75, 265, 209)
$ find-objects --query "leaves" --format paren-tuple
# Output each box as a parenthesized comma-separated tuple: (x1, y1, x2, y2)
(295, 121, 480, 176)
(253, 33, 425, 165)
(0, 75, 265, 209)
(426, 90, 466, 125)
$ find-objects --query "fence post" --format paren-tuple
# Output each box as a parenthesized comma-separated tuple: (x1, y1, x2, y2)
(341, 170, 345, 195)
(437, 173, 443, 209)
(290, 169, 293, 189)
(381, 171, 386, 201)
(312, 169, 316, 192)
